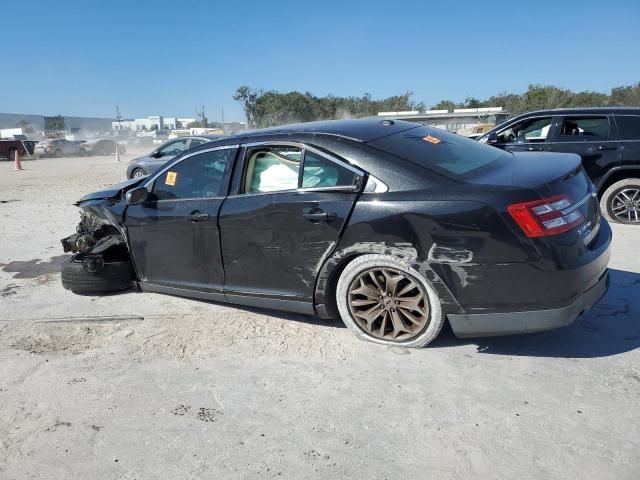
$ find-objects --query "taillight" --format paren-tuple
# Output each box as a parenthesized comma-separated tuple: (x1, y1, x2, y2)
(507, 194, 585, 237)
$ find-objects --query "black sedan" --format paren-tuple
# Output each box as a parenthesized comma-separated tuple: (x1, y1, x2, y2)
(60, 119, 611, 348)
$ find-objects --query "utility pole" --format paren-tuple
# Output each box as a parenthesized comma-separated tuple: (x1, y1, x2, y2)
(115, 105, 123, 161)
(198, 105, 207, 128)
(221, 107, 224, 123)
(116, 105, 122, 126)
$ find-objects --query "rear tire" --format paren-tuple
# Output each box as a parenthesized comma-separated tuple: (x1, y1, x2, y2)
(61, 257, 134, 295)
(6, 148, 16, 162)
(336, 254, 444, 348)
(54, 149, 63, 158)
(600, 178, 640, 224)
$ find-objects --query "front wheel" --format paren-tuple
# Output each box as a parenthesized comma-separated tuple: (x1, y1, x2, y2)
(131, 168, 147, 179)
(336, 254, 444, 348)
(600, 178, 640, 224)
(61, 257, 134, 295)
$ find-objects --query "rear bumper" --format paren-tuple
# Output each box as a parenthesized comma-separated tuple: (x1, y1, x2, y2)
(447, 269, 609, 338)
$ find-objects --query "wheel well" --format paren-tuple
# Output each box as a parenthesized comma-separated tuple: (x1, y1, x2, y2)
(598, 170, 640, 198)
(317, 253, 362, 319)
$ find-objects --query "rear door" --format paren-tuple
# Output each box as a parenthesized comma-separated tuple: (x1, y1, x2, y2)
(218, 142, 364, 305)
(613, 114, 640, 169)
(545, 115, 620, 184)
(125, 145, 237, 293)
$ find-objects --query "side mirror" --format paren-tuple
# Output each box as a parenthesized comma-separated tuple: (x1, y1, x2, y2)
(126, 187, 148, 205)
(151, 150, 163, 158)
(486, 132, 499, 144)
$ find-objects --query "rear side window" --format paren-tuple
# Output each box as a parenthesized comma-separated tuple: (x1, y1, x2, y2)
(302, 151, 358, 188)
(557, 117, 610, 141)
(369, 126, 508, 178)
(152, 148, 235, 200)
(615, 116, 640, 140)
(243, 146, 302, 193)
(242, 146, 360, 193)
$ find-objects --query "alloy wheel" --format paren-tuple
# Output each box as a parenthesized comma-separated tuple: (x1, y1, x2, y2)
(610, 187, 640, 223)
(347, 267, 430, 342)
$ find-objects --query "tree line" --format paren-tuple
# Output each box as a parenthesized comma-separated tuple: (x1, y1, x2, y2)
(234, 83, 640, 127)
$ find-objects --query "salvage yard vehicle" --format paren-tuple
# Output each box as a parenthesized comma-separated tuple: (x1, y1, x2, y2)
(0, 136, 37, 160)
(479, 107, 640, 224)
(126, 135, 222, 179)
(80, 139, 126, 156)
(61, 118, 611, 348)
(35, 138, 85, 157)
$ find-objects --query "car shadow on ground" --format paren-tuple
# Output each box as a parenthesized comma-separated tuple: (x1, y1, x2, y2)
(431, 269, 640, 358)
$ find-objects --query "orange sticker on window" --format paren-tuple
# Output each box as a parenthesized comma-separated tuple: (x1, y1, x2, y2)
(422, 135, 441, 144)
(165, 171, 177, 186)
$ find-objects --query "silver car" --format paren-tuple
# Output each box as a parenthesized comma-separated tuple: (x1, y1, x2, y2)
(35, 139, 86, 158)
(126, 136, 221, 178)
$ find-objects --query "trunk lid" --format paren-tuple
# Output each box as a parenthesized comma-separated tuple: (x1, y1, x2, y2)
(469, 152, 590, 200)
(470, 152, 600, 241)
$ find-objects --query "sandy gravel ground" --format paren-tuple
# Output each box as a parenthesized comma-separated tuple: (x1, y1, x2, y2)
(0, 154, 638, 479)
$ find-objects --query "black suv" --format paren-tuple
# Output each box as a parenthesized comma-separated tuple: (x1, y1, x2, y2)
(479, 108, 640, 224)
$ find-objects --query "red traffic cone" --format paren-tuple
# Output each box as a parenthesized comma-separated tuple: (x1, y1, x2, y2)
(13, 149, 22, 171)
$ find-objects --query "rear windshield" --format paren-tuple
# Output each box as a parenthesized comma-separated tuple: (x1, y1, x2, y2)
(369, 126, 509, 178)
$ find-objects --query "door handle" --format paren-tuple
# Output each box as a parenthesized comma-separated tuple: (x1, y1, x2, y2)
(597, 145, 617, 151)
(303, 211, 337, 222)
(188, 211, 209, 222)
(527, 146, 543, 151)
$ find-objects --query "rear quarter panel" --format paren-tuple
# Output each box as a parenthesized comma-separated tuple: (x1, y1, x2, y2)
(315, 191, 539, 316)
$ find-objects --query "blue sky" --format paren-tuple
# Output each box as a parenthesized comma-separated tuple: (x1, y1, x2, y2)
(2, 0, 639, 122)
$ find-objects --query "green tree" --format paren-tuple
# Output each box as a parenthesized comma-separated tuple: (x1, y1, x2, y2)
(431, 100, 456, 111)
(234, 86, 424, 127)
(17, 120, 34, 134)
(609, 83, 640, 106)
(44, 115, 65, 131)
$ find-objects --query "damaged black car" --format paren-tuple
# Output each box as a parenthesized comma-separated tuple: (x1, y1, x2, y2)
(61, 118, 611, 347)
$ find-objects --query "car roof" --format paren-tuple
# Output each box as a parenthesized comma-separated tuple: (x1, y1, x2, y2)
(515, 107, 640, 117)
(225, 118, 420, 143)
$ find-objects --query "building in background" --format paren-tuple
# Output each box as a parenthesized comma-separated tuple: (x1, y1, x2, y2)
(0, 112, 115, 135)
(112, 116, 198, 132)
(112, 116, 246, 135)
(377, 107, 509, 135)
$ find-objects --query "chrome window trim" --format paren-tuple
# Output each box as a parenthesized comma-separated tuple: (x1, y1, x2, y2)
(364, 174, 389, 193)
(561, 191, 595, 216)
(229, 185, 359, 199)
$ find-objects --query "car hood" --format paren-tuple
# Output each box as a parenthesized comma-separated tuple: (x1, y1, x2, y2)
(130, 154, 174, 165)
(77, 177, 146, 203)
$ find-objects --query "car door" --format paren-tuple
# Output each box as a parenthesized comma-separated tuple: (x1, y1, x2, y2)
(614, 114, 640, 172)
(545, 115, 620, 184)
(124, 145, 238, 294)
(493, 116, 558, 153)
(218, 142, 364, 308)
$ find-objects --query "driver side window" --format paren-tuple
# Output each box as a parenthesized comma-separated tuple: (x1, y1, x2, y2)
(498, 117, 553, 144)
(152, 148, 235, 200)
